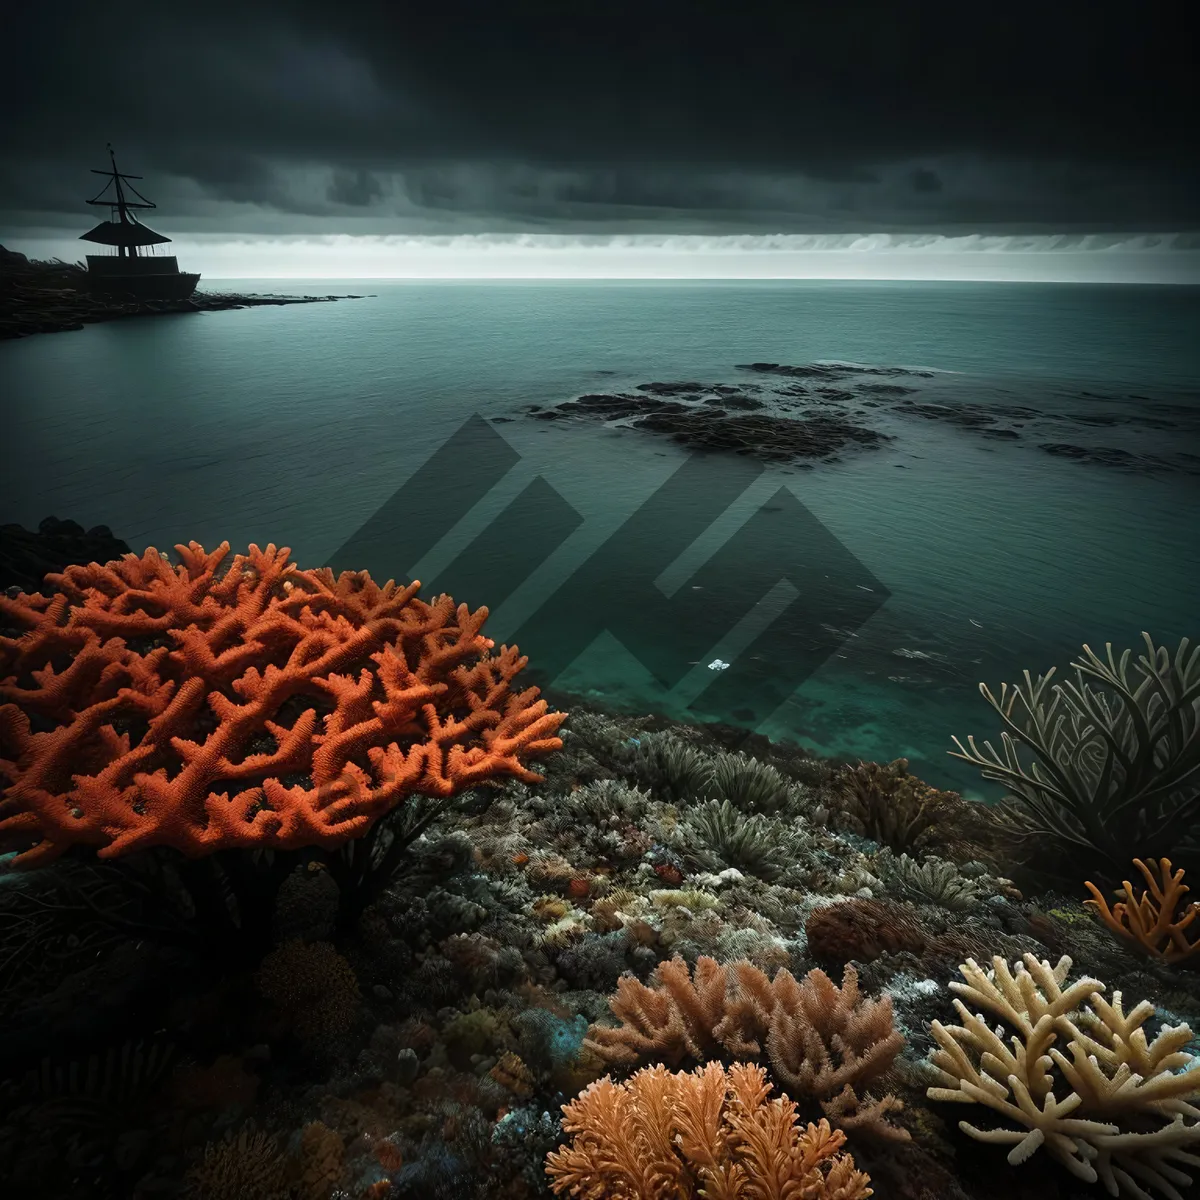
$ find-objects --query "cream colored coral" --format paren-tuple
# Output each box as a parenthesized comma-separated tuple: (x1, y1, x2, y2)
(927, 952, 1200, 1200)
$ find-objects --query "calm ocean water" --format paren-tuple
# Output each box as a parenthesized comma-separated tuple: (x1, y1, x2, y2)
(2, 279, 1197, 798)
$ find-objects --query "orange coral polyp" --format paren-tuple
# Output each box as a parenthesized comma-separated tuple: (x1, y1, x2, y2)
(1083, 857, 1200, 964)
(0, 542, 565, 866)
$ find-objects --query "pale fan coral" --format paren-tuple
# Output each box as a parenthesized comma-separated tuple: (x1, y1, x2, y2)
(545, 1060, 873, 1199)
(585, 955, 908, 1140)
(926, 952, 1200, 1200)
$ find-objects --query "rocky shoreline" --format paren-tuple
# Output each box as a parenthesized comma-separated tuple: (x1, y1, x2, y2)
(0, 245, 367, 340)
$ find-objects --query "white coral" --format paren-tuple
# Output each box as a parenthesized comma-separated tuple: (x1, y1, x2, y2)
(927, 952, 1200, 1200)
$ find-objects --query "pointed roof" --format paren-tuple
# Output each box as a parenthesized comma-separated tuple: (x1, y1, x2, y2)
(79, 220, 172, 247)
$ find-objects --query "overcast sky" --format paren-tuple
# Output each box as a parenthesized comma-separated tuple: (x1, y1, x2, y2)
(3, 1, 1196, 277)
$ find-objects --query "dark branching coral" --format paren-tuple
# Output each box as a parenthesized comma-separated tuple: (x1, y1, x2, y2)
(950, 634, 1200, 877)
(709, 750, 792, 813)
(827, 758, 986, 860)
(679, 798, 790, 881)
(585, 955, 908, 1141)
(805, 899, 929, 967)
(829, 759, 942, 853)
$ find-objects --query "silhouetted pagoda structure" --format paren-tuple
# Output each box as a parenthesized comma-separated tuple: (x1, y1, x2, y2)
(79, 144, 200, 299)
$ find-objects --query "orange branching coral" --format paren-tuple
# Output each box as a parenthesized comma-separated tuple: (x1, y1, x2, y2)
(762, 962, 908, 1142)
(584, 956, 908, 1141)
(586, 955, 728, 1069)
(1084, 857, 1200, 964)
(545, 1061, 873, 1200)
(0, 542, 565, 865)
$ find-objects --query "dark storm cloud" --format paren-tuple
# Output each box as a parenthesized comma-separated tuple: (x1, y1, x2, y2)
(2, 0, 1195, 234)
(910, 169, 943, 195)
(328, 169, 385, 207)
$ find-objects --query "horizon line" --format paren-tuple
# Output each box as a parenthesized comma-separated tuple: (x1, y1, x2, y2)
(194, 274, 1200, 285)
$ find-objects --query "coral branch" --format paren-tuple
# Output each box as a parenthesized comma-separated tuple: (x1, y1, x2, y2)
(1084, 858, 1200, 963)
(545, 1062, 873, 1199)
(0, 542, 565, 864)
(927, 952, 1200, 1199)
(585, 956, 908, 1142)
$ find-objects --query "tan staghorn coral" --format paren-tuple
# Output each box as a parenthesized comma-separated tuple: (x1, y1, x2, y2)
(926, 952, 1200, 1200)
(586, 955, 728, 1068)
(584, 955, 908, 1141)
(545, 1060, 873, 1199)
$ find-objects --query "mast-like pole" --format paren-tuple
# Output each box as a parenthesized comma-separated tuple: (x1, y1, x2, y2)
(108, 143, 136, 259)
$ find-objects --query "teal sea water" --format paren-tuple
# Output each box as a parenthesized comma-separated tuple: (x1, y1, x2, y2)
(1, 279, 1197, 799)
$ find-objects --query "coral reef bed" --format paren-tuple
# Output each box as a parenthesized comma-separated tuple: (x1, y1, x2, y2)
(0, 536, 1197, 1198)
(1, 692, 1197, 1200)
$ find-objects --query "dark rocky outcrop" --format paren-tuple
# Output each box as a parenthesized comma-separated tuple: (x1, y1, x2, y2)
(0, 517, 133, 594)
(525, 363, 1199, 477)
(525, 390, 887, 465)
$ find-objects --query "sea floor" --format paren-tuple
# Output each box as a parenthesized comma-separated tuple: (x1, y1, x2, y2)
(1, 697, 1196, 1200)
